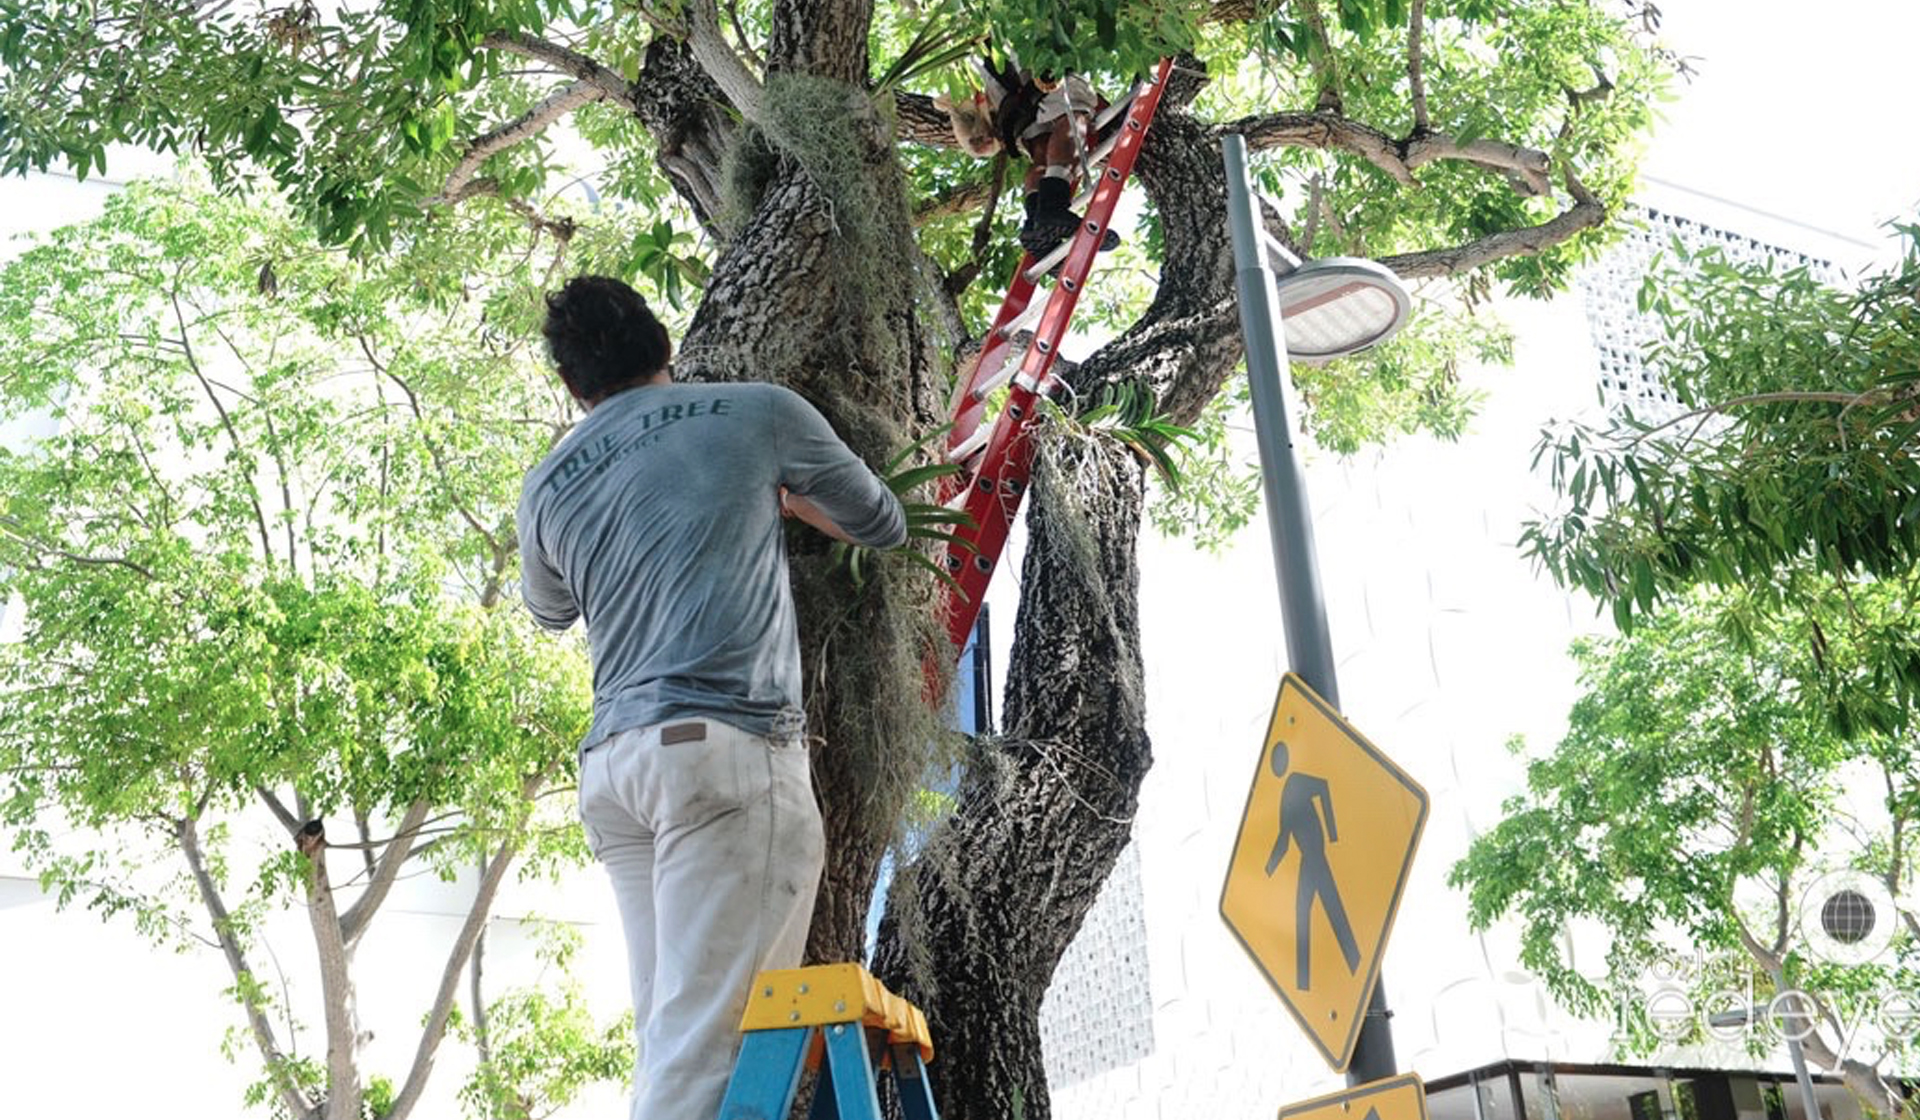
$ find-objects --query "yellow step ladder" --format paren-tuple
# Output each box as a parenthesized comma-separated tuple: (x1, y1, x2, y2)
(718, 964, 938, 1120)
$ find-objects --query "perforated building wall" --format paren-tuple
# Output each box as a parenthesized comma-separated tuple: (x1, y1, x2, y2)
(1574, 206, 1840, 423)
(1039, 839, 1156, 1087)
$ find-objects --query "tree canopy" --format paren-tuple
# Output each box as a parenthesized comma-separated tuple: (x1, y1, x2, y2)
(1449, 588, 1919, 1116)
(1523, 227, 1920, 734)
(0, 179, 636, 1119)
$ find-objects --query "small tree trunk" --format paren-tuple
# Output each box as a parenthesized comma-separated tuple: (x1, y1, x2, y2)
(298, 820, 363, 1120)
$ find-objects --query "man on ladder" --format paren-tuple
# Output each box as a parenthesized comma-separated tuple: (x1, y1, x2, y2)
(517, 275, 907, 1120)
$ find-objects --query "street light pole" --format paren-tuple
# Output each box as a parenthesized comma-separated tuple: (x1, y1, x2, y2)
(1221, 133, 1401, 1086)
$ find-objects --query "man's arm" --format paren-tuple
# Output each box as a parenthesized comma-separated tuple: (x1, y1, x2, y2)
(771, 388, 907, 549)
(516, 493, 580, 631)
(781, 488, 860, 544)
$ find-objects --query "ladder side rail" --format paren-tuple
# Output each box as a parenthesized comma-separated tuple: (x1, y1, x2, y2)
(943, 404, 1039, 650)
(888, 1043, 941, 1120)
(717, 1027, 815, 1120)
(818, 1024, 884, 1120)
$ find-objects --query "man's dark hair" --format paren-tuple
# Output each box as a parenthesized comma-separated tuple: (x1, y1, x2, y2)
(542, 275, 672, 403)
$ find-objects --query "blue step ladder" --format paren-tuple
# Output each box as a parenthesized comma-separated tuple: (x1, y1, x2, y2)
(718, 964, 939, 1120)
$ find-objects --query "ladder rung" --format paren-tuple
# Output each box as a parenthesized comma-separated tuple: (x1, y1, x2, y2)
(1092, 83, 1143, 133)
(946, 419, 995, 464)
(969, 350, 1022, 402)
(1022, 239, 1073, 284)
(993, 291, 1050, 342)
(1089, 127, 1125, 171)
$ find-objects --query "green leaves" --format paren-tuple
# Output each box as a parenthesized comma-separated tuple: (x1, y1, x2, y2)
(1521, 228, 1920, 656)
(1449, 589, 1919, 1047)
(0, 177, 599, 1106)
(829, 427, 976, 598)
(972, 0, 1206, 83)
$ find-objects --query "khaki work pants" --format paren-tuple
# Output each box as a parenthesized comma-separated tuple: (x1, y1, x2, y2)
(579, 718, 826, 1120)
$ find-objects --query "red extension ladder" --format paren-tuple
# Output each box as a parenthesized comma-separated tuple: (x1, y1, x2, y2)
(938, 58, 1175, 654)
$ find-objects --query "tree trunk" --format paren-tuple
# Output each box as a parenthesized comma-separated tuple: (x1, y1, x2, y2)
(872, 435, 1152, 1120)
(664, 68, 956, 964)
(627, 34, 1245, 1116)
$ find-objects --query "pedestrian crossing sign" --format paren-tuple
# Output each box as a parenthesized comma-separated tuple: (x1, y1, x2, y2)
(1278, 1073, 1429, 1120)
(1220, 674, 1429, 1072)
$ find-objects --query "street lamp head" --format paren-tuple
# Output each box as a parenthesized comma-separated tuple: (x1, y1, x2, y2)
(1272, 257, 1413, 365)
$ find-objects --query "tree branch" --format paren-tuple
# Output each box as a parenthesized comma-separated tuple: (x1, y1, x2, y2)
(255, 785, 301, 835)
(477, 31, 635, 101)
(1408, 0, 1429, 133)
(1292, 0, 1344, 112)
(1625, 391, 1879, 448)
(1404, 134, 1552, 195)
(1377, 171, 1606, 278)
(171, 285, 275, 567)
(382, 768, 551, 1120)
(1221, 111, 1415, 185)
(180, 815, 315, 1120)
(358, 335, 504, 556)
(338, 799, 433, 946)
(436, 80, 609, 205)
(913, 175, 998, 226)
(0, 515, 155, 578)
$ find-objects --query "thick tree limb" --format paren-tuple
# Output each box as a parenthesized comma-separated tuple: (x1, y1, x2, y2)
(893, 91, 958, 148)
(1378, 172, 1605, 278)
(1221, 110, 1554, 195)
(1222, 111, 1416, 185)
(913, 175, 998, 225)
(630, 35, 739, 231)
(767, 0, 871, 83)
(180, 815, 315, 1120)
(684, 0, 766, 123)
(1404, 134, 1551, 195)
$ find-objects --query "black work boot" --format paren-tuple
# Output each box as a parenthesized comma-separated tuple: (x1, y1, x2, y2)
(1018, 176, 1120, 260)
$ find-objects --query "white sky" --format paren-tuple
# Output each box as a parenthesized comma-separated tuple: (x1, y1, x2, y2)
(1637, 0, 1920, 258)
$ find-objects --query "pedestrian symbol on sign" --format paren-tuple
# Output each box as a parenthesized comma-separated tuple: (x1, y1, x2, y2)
(1265, 741, 1360, 990)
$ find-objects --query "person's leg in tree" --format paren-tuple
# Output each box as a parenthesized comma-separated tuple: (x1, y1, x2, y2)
(1017, 103, 1121, 259)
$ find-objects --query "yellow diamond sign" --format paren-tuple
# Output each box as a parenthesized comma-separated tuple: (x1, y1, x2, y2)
(1278, 1074, 1429, 1120)
(1220, 674, 1429, 1072)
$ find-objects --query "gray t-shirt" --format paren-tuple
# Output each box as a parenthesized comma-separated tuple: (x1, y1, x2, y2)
(517, 382, 906, 747)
